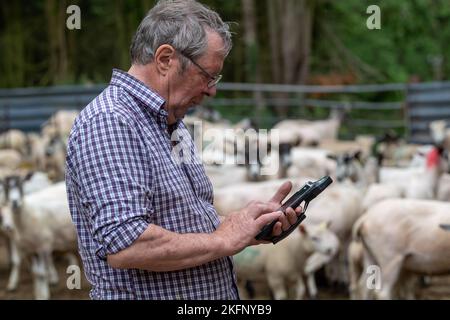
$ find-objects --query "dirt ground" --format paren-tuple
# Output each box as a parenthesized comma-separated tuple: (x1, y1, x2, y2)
(0, 237, 449, 300)
(0, 237, 90, 300)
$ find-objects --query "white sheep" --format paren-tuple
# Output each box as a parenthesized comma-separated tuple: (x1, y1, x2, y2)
(287, 147, 336, 180)
(353, 198, 450, 300)
(305, 182, 364, 285)
(234, 223, 339, 299)
(273, 109, 344, 147)
(0, 149, 23, 170)
(0, 182, 77, 300)
(41, 110, 79, 141)
(0, 129, 28, 155)
(213, 178, 308, 217)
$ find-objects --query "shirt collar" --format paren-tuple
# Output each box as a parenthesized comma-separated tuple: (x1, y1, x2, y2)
(110, 68, 167, 116)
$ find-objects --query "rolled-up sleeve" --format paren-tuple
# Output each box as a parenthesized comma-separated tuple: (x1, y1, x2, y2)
(73, 111, 154, 260)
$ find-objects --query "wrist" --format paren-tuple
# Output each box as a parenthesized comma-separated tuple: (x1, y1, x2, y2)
(210, 230, 232, 257)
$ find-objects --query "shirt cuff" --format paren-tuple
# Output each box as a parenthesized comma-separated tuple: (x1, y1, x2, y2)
(96, 217, 149, 261)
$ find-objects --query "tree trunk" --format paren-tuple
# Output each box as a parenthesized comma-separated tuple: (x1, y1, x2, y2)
(46, 0, 68, 84)
(268, 0, 316, 118)
(267, 0, 281, 84)
(242, 0, 264, 126)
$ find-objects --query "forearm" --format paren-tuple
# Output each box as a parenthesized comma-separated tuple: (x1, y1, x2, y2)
(107, 224, 227, 272)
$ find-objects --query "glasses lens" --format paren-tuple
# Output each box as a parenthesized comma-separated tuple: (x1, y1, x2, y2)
(208, 75, 222, 88)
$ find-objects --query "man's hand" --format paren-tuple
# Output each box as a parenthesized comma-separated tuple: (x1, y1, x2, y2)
(214, 181, 303, 256)
(267, 181, 303, 237)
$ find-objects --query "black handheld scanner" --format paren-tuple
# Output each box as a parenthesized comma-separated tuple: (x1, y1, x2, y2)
(255, 176, 333, 244)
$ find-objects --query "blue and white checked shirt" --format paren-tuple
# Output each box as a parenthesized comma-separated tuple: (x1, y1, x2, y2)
(65, 69, 239, 300)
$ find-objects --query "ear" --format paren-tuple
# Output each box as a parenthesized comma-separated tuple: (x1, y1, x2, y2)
(24, 171, 34, 182)
(299, 224, 307, 235)
(154, 45, 177, 76)
(327, 154, 337, 161)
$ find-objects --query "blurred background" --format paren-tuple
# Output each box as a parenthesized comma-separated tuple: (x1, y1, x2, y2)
(0, 0, 449, 300)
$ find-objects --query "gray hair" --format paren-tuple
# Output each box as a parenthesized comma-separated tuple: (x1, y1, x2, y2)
(130, 0, 232, 69)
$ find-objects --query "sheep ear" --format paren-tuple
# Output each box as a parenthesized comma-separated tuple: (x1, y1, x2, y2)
(299, 224, 307, 235)
(24, 171, 34, 182)
(327, 154, 337, 161)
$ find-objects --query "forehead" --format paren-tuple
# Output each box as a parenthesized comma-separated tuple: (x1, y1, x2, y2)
(197, 31, 225, 68)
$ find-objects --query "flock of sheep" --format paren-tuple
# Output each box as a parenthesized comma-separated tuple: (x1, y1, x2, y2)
(0, 110, 78, 300)
(187, 108, 450, 300)
(0, 107, 449, 300)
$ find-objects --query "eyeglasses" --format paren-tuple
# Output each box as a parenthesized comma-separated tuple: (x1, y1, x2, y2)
(179, 52, 222, 88)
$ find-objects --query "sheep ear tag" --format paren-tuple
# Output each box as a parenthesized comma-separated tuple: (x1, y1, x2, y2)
(255, 176, 333, 244)
(426, 147, 440, 169)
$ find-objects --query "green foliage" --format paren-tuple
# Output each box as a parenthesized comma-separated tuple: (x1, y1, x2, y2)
(0, 0, 447, 139)
(1, 0, 447, 87)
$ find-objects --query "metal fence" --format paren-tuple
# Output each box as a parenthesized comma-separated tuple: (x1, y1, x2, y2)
(405, 82, 450, 144)
(0, 81, 449, 144)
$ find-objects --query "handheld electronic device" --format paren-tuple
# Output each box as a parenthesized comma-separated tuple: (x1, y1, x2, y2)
(255, 176, 333, 244)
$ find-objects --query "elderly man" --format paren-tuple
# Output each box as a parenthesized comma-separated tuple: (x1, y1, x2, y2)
(65, 0, 301, 300)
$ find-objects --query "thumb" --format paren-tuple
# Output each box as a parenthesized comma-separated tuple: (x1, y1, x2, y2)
(269, 181, 292, 204)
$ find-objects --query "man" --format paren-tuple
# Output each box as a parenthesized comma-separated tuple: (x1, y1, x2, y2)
(65, 0, 301, 300)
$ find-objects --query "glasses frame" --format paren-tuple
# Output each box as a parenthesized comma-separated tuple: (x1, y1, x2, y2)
(179, 52, 222, 88)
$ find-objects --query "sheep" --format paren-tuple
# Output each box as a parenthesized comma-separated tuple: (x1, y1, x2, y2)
(198, 120, 260, 167)
(0, 182, 77, 300)
(205, 164, 248, 189)
(26, 133, 48, 171)
(272, 119, 310, 146)
(337, 145, 448, 203)
(319, 136, 375, 162)
(347, 238, 364, 299)
(43, 135, 67, 182)
(353, 198, 450, 300)
(239, 142, 294, 182)
(287, 147, 336, 180)
(0, 149, 23, 170)
(305, 182, 364, 285)
(213, 178, 308, 217)
(273, 109, 344, 147)
(362, 183, 404, 212)
(234, 222, 339, 300)
(437, 173, 450, 201)
(0, 173, 54, 292)
(41, 110, 79, 142)
(430, 120, 450, 150)
(401, 146, 447, 200)
(0, 129, 28, 155)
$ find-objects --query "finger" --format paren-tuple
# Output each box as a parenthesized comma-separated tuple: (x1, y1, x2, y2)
(285, 207, 298, 225)
(248, 203, 280, 219)
(269, 181, 292, 204)
(278, 213, 290, 231)
(255, 211, 282, 229)
(295, 206, 303, 216)
(272, 221, 282, 236)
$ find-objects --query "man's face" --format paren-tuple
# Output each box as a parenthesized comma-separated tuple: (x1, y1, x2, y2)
(166, 31, 225, 124)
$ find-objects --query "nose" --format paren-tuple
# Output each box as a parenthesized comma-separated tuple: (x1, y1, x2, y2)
(203, 85, 217, 97)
